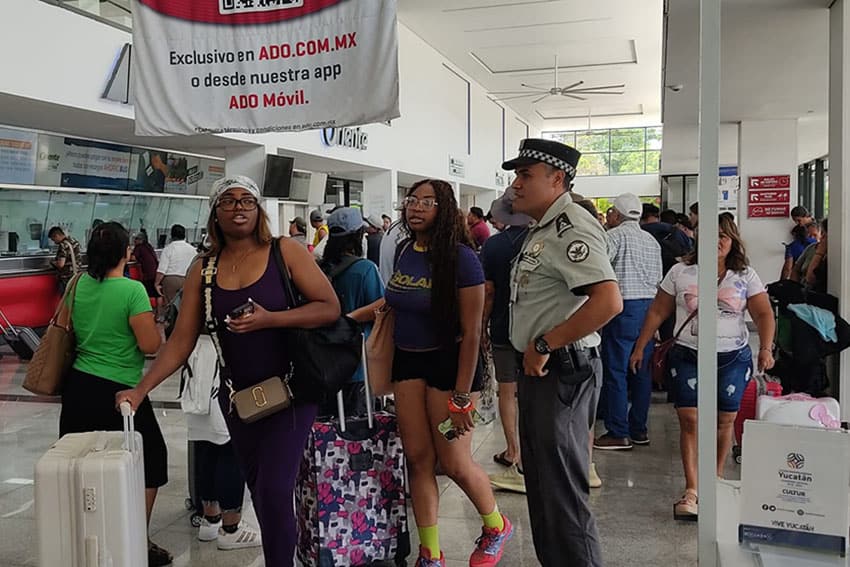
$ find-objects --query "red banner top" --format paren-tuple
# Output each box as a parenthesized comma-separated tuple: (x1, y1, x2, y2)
(139, 0, 346, 25)
(748, 175, 791, 190)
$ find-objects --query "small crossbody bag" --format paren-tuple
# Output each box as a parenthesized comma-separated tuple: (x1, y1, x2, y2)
(201, 253, 294, 423)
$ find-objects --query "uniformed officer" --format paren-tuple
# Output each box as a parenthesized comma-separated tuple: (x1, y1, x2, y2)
(504, 138, 623, 567)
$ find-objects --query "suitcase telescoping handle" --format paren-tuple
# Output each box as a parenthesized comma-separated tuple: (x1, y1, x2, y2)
(0, 308, 20, 337)
(119, 401, 138, 454)
(337, 336, 375, 433)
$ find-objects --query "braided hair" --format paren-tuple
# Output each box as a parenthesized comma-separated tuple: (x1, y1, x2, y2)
(401, 179, 475, 344)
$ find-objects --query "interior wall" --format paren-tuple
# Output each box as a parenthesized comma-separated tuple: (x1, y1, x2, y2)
(661, 123, 740, 174)
(0, 2, 536, 193)
(573, 174, 660, 199)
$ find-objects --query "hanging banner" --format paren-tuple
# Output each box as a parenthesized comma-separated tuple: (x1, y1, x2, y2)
(131, 0, 400, 136)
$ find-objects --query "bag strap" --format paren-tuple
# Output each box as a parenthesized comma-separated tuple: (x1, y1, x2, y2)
(51, 272, 83, 329)
(271, 238, 300, 309)
(670, 271, 727, 341)
(326, 255, 364, 280)
(200, 255, 226, 368)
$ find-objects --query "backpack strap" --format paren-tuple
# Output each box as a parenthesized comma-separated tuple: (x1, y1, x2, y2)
(200, 254, 226, 368)
(326, 255, 366, 280)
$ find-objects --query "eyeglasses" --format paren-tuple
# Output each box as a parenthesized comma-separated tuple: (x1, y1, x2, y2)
(402, 196, 438, 211)
(217, 197, 258, 211)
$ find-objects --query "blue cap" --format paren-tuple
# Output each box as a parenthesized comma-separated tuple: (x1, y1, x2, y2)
(327, 207, 367, 237)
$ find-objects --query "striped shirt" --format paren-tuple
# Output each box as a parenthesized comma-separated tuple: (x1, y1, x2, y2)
(607, 220, 662, 300)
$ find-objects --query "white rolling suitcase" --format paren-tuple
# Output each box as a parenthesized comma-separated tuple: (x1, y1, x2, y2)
(35, 402, 147, 567)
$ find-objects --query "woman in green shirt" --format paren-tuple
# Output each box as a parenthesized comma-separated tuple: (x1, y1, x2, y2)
(58, 222, 171, 567)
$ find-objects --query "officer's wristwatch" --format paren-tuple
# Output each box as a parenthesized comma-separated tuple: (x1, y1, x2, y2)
(534, 335, 552, 355)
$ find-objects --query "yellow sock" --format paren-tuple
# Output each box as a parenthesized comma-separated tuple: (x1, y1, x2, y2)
(481, 505, 504, 531)
(417, 525, 440, 558)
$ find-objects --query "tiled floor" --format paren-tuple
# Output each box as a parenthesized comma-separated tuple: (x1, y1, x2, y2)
(0, 347, 714, 566)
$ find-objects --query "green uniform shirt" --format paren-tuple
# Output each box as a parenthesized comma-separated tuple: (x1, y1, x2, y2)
(71, 274, 153, 387)
(509, 192, 617, 351)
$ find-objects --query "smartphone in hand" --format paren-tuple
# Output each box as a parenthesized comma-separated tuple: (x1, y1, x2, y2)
(438, 409, 486, 441)
(228, 299, 255, 320)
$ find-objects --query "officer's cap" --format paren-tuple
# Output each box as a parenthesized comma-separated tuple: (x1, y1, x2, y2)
(502, 138, 582, 180)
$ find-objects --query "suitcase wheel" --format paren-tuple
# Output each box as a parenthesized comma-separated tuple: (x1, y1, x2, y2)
(732, 445, 742, 465)
(190, 512, 203, 527)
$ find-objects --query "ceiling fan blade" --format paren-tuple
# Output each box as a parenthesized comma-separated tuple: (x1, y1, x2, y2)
(519, 83, 551, 91)
(563, 94, 587, 101)
(488, 91, 544, 95)
(569, 91, 624, 96)
(491, 93, 543, 101)
(568, 84, 626, 92)
(561, 81, 584, 91)
(532, 93, 551, 104)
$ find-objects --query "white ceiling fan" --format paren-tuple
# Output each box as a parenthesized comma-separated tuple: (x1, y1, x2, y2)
(489, 55, 625, 104)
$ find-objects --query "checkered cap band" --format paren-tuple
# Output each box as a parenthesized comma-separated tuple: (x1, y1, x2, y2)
(518, 148, 577, 177)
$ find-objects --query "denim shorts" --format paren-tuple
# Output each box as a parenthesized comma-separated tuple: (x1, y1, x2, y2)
(668, 344, 753, 412)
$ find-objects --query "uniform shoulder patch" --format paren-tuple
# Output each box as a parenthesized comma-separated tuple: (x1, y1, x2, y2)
(566, 240, 590, 263)
(555, 213, 573, 237)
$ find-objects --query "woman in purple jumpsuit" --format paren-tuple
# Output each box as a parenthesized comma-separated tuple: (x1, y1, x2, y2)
(117, 176, 341, 566)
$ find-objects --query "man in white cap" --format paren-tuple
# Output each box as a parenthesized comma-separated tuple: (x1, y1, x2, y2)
(594, 193, 662, 451)
(363, 213, 384, 267)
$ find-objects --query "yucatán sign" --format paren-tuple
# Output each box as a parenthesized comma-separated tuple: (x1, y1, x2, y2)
(131, 0, 400, 136)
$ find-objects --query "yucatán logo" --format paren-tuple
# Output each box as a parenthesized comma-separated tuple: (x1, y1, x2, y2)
(787, 452, 805, 470)
(321, 127, 368, 151)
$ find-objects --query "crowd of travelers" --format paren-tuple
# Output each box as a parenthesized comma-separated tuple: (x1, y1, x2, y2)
(34, 136, 829, 567)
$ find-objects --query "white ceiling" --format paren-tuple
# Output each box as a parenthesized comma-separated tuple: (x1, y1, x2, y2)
(398, 0, 664, 131)
(663, 0, 830, 127)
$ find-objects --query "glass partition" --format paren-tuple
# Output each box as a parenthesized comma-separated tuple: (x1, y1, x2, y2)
(0, 187, 208, 256)
(0, 189, 51, 254)
(44, 191, 96, 246)
(166, 198, 204, 245)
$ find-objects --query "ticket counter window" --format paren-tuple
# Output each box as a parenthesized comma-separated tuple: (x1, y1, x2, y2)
(0, 189, 50, 255)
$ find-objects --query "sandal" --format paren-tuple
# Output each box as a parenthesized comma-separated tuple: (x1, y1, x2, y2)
(493, 451, 514, 467)
(673, 489, 698, 521)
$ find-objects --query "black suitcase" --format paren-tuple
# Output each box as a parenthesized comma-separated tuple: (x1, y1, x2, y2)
(0, 309, 39, 360)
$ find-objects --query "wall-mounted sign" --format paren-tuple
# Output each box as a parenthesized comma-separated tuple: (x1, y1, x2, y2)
(321, 127, 368, 151)
(132, 0, 400, 136)
(0, 127, 37, 185)
(449, 156, 465, 178)
(748, 174, 791, 218)
(749, 175, 791, 190)
(749, 204, 790, 218)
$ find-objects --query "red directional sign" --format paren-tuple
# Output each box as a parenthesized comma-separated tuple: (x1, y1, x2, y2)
(748, 175, 791, 190)
(749, 189, 790, 204)
(748, 204, 789, 218)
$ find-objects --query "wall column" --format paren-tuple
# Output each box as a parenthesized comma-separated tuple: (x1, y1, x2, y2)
(830, 0, 850, 415)
(224, 145, 280, 234)
(361, 170, 397, 218)
(737, 120, 798, 284)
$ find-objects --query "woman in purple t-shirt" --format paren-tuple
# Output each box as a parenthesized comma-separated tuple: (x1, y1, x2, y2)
(384, 179, 513, 566)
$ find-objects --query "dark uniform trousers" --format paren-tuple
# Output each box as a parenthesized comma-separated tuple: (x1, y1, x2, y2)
(517, 355, 604, 567)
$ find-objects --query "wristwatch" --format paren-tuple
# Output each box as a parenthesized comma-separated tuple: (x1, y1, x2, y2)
(534, 335, 552, 355)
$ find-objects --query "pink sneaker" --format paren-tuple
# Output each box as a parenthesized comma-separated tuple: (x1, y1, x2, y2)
(415, 545, 446, 567)
(469, 514, 513, 566)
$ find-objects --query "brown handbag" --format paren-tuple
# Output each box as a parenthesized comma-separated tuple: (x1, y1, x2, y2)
(228, 374, 294, 423)
(23, 273, 82, 396)
(650, 310, 698, 386)
(365, 305, 395, 397)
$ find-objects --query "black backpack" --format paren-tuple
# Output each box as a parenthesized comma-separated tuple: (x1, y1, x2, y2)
(658, 230, 692, 274)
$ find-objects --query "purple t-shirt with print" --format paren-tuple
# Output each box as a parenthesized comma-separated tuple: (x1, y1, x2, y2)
(385, 244, 484, 350)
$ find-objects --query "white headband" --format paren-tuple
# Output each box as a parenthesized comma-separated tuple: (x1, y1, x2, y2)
(209, 175, 262, 206)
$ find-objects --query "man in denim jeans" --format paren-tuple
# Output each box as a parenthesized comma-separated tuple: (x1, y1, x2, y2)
(594, 193, 662, 450)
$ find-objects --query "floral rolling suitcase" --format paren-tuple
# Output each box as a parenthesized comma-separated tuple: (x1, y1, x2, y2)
(296, 345, 410, 567)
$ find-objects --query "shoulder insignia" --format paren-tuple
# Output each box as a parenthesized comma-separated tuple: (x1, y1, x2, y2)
(556, 213, 573, 237)
(566, 240, 590, 263)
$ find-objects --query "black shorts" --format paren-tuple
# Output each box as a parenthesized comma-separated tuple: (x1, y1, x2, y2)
(60, 368, 168, 489)
(391, 343, 485, 392)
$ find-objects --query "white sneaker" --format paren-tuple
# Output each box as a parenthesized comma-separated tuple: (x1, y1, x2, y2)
(217, 522, 263, 550)
(489, 464, 526, 494)
(589, 462, 602, 489)
(198, 518, 221, 542)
